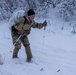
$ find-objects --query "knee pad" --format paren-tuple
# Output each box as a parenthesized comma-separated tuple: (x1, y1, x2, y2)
(24, 44, 30, 47)
(15, 44, 21, 49)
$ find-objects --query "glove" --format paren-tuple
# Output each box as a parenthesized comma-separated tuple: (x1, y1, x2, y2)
(37, 23, 43, 29)
(17, 29, 26, 35)
(23, 24, 31, 30)
(42, 20, 47, 27)
(17, 30, 22, 34)
(21, 29, 30, 35)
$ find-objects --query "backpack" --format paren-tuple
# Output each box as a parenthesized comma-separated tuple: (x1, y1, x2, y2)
(9, 10, 25, 27)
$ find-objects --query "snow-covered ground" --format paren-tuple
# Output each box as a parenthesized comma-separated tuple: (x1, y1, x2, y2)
(0, 9, 76, 75)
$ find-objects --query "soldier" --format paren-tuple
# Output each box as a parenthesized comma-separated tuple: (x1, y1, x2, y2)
(11, 9, 47, 62)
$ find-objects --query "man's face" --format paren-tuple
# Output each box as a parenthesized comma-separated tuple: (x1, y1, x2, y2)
(28, 15, 35, 21)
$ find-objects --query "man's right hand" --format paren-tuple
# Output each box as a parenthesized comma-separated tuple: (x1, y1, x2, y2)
(23, 24, 31, 30)
(17, 30, 22, 35)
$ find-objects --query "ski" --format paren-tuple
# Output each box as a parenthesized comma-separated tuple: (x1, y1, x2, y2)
(32, 60, 44, 71)
(13, 58, 44, 71)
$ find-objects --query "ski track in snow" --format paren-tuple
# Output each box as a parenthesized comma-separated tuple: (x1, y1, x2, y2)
(0, 20, 76, 75)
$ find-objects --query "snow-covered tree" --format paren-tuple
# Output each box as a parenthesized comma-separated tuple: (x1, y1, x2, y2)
(0, 0, 76, 23)
(57, 0, 76, 21)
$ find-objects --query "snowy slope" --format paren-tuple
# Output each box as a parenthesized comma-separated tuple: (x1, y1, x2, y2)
(0, 9, 76, 75)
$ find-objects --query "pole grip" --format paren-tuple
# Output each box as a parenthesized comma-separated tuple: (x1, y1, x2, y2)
(44, 20, 46, 30)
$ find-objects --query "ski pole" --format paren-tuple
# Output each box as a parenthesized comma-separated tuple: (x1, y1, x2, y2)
(43, 20, 46, 37)
(44, 20, 46, 31)
(42, 20, 46, 51)
(14, 30, 25, 46)
(14, 34, 22, 46)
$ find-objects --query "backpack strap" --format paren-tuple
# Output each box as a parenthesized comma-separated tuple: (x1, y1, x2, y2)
(11, 25, 18, 34)
(23, 16, 27, 24)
